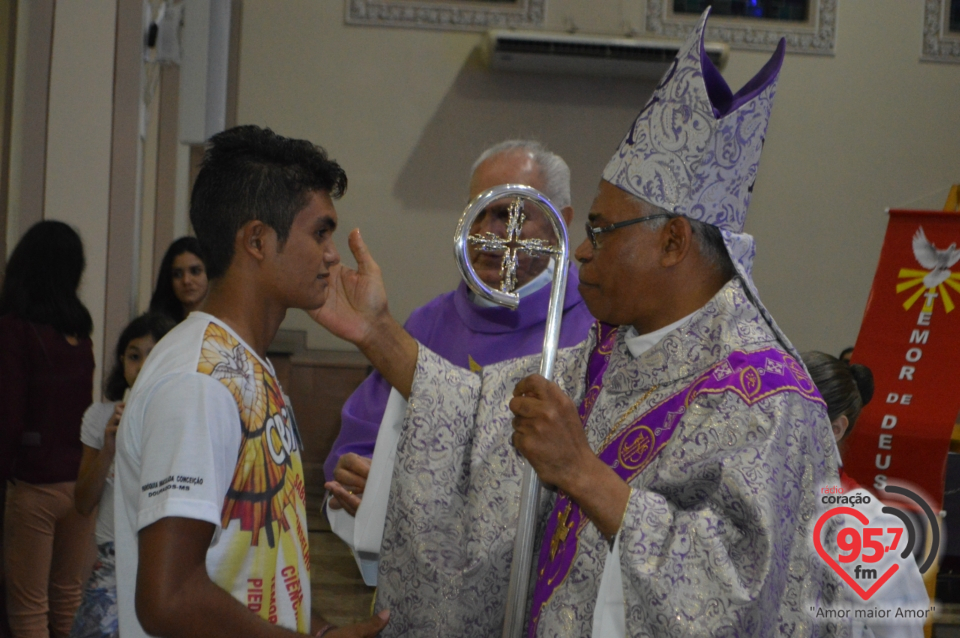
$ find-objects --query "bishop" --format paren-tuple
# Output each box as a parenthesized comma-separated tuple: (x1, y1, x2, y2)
(312, 9, 845, 637)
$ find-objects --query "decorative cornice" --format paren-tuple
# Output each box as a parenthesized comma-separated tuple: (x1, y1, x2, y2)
(645, 0, 836, 56)
(922, 0, 960, 63)
(345, 0, 545, 31)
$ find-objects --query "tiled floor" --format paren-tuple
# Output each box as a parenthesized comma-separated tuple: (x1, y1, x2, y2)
(308, 495, 377, 627)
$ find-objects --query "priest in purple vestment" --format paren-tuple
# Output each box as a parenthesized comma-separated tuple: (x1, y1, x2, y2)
(324, 140, 594, 506)
(311, 9, 846, 637)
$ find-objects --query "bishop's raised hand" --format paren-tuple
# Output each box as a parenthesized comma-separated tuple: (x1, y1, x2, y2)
(310, 229, 390, 348)
(310, 228, 419, 399)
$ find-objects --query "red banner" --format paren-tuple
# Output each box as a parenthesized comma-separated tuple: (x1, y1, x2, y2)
(843, 210, 960, 509)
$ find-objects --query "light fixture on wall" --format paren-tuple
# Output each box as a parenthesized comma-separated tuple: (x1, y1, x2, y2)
(178, 0, 232, 144)
(140, 1, 181, 140)
(151, 2, 184, 66)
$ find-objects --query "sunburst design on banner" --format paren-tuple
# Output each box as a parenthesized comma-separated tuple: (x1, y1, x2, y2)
(897, 270, 960, 313)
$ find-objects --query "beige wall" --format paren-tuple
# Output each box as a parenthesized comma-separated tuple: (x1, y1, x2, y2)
(7, 1, 957, 369)
(235, 0, 960, 357)
(735, 3, 960, 355)
(0, 0, 9, 167)
(139, 78, 161, 315)
(5, 0, 32, 258)
(0, 0, 13, 261)
(238, 1, 659, 350)
(43, 0, 118, 397)
(5, 0, 160, 399)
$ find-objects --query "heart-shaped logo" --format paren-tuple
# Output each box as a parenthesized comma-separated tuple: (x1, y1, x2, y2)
(813, 506, 900, 601)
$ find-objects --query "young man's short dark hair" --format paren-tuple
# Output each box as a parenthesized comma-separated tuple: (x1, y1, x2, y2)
(190, 125, 348, 279)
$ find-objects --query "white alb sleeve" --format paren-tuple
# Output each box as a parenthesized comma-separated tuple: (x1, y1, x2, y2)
(134, 373, 242, 543)
(326, 387, 408, 587)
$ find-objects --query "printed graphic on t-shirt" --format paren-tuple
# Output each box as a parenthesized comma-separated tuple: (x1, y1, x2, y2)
(197, 323, 310, 631)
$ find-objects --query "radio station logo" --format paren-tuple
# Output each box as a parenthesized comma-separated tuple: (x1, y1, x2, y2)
(813, 483, 939, 602)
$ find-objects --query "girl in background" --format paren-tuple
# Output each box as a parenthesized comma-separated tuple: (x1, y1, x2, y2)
(148, 237, 208, 323)
(0, 221, 96, 638)
(69, 313, 174, 638)
(801, 350, 874, 485)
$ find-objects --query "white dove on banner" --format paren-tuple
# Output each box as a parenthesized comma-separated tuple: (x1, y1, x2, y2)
(913, 226, 960, 289)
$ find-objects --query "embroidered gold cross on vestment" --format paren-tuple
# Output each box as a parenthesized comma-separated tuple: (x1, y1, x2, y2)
(549, 501, 575, 561)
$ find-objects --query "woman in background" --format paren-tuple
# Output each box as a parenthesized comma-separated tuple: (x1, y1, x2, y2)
(802, 350, 874, 478)
(0, 221, 96, 638)
(148, 237, 208, 323)
(70, 313, 174, 638)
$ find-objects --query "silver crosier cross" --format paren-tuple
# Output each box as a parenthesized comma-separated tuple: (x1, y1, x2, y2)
(453, 184, 570, 638)
(466, 197, 563, 296)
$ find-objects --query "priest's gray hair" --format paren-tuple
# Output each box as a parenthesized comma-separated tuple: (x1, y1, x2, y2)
(471, 140, 572, 209)
(645, 208, 735, 279)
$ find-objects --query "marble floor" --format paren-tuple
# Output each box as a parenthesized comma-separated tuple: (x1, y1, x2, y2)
(308, 495, 377, 628)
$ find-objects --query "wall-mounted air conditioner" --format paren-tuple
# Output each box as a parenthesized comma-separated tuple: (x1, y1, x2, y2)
(483, 30, 729, 79)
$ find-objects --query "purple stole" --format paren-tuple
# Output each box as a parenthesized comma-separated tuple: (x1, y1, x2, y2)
(527, 323, 822, 637)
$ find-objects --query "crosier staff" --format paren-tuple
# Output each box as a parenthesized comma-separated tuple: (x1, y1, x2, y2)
(453, 184, 569, 638)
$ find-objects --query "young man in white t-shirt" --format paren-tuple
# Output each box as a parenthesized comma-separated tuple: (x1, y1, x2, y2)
(113, 125, 389, 638)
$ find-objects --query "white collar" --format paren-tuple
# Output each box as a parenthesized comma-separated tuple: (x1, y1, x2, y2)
(469, 259, 556, 308)
(624, 309, 698, 358)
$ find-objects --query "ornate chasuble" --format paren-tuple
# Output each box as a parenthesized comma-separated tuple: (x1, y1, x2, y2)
(376, 279, 846, 638)
(528, 323, 822, 636)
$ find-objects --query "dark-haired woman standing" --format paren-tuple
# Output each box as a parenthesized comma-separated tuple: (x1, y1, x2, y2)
(0, 221, 96, 638)
(148, 237, 208, 323)
(801, 351, 874, 454)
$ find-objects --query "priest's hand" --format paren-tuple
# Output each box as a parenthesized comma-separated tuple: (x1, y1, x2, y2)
(309, 229, 419, 398)
(325, 453, 371, 516)
(510, 374, 632, 539)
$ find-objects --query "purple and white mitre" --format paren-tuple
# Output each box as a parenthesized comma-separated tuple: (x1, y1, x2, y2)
(603, 7, 798, 356)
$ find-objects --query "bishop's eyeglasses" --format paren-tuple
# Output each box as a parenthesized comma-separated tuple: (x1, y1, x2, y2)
(584, 213, 673, 249)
